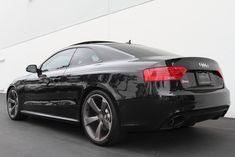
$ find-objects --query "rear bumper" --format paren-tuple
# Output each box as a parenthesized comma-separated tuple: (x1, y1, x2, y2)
(118, 88, 230, 131)
(160, 105, 228, 129)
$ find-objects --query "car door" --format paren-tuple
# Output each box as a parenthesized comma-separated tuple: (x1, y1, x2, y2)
(56, 47, 102, 119)
(23, 48, 76, 116)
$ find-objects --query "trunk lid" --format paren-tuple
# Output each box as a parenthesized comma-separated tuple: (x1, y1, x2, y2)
(151, 57, 224, 91)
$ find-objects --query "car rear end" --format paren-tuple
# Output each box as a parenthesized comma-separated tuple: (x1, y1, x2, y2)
(142, 57, 230, 129)
(108, 43, 230, 131)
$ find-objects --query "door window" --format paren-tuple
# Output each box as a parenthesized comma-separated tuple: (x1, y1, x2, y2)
(41, 48, 76, 72)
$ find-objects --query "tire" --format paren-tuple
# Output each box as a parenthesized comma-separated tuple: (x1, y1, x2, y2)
(81, 90, 125, 146)
(7, 87, 28, 120)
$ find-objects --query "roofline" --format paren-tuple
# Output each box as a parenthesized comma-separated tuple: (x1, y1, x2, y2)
(70, 41, 117, 46)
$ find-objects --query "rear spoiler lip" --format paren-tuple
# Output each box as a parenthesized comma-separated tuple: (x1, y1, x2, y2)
(150, 57, 220, 71)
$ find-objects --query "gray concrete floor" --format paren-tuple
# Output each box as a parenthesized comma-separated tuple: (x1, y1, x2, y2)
(0, 94, 234, 157)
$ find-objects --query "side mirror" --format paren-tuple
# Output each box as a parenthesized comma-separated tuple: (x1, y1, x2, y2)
(26, 64, 38, 73)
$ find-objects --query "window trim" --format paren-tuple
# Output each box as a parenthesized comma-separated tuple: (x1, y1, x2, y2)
(39, 48, 77, 72)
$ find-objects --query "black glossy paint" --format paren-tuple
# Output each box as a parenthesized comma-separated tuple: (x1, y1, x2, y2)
(7, 42, 230, 131)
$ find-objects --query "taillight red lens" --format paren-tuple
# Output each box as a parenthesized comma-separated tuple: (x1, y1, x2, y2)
(144, 66, 187, 82)
(217, 69, 223, 79)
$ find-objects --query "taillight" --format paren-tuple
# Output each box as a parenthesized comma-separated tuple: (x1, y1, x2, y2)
(144, 66, 187, 82)
(217, 69, 224, 79)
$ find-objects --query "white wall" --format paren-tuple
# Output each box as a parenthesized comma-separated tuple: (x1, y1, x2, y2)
(0, 0, 234, 117)
(0, 0, 151, 49)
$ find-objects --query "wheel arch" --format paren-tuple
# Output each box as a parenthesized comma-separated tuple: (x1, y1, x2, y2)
(78, 85, 121, 121)
(6, 85, 16, 99)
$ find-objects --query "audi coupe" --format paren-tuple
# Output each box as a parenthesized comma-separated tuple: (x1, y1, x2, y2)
(6, 41, 230, 145)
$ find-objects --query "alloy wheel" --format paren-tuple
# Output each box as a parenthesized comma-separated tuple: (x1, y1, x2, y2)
(7, 90, 19, 118)
(83, 94, 112, 142)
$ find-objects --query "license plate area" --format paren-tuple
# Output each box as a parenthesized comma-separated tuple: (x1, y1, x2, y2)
(196, 72, 211, 86)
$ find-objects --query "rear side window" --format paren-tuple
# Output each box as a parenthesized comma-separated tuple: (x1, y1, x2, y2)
(109, 44, 177, 58)
(70, 48, 101, 66)
(94, 46, 133, 61)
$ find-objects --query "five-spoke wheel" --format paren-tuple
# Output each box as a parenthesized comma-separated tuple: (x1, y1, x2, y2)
(83, 94, 112, 141)
(7, 87, 27, 120)
(7, 89, 19, 119)
(82, 90, 125, 145)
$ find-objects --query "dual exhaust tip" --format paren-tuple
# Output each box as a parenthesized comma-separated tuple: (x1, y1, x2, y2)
(162, 115, 186, 129)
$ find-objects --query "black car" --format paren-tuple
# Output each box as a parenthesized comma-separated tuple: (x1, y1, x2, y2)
(6, 41, 230, 145)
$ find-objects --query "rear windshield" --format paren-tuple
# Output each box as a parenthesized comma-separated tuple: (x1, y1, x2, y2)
(109, 44, 178, 58)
